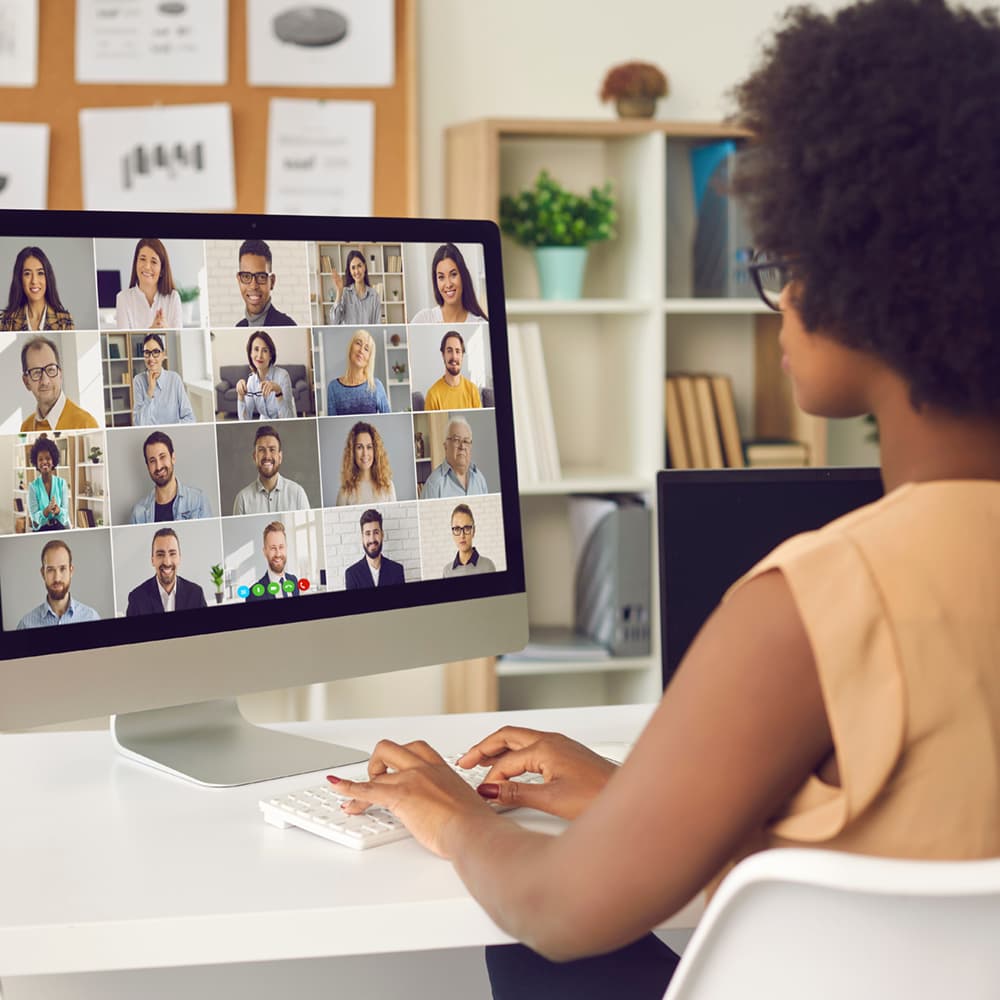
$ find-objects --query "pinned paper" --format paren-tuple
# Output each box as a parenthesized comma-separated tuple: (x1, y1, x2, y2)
(0, 0, 39, 87)
(0, 124, 48, 209)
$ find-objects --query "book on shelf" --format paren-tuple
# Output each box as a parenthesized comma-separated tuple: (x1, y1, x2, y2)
(710, 374, 745, 468)
(664, 377, 690, 469)
(744, 438, 810, 467)
(506, 322, 538, 484)
(76, 508, 96, 529)
(693, 375, 725, 469)
(671, 374, 708, 468)
(320, 254, 333, 273)
(386, 255, 402, 272)
(506, 323, 560, 484)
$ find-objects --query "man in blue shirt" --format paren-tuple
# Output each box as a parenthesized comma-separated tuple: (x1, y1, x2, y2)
(130, 430, 212, 524)
(16, 538, 101, 629)
(421, 416, 489, 499)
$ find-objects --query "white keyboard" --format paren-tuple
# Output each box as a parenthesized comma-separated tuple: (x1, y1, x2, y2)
(260, 755, 545, 850)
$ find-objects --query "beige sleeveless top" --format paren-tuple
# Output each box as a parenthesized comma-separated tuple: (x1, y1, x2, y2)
(730, 480, 1000, 859)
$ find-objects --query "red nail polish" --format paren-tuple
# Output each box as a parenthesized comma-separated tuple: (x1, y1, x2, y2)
(477, 783, 499, 800)
(326, 775, 341, 784)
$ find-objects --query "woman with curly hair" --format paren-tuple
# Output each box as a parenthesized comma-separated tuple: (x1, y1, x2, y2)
(1, 247, 74, 331)
(330, 3, 1000, 997)
(27, 436, 71, 531)
(335, 420, 396, 505)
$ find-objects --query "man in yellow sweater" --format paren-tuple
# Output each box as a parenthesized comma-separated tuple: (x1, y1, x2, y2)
(424, 330, 482, 411)
(20, 336, 99, 432)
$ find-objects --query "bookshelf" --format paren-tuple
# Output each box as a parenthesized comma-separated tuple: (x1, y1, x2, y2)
(311, 243, 407, 328)
(445, 118, 831, 711)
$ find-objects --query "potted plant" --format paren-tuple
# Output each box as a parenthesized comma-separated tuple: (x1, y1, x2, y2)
(88, 445, 103, 464)
(210, 564, 225, 604)
(499, 171, 617, 299)
(177, 285, 201, 326)
(600, 60, 669, 119)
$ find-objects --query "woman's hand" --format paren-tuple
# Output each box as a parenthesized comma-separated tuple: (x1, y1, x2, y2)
(332, 739, 498, 859)
(235, 378, 247, 399)
(151, 308, 165, 329)
(331, 268, 344, 297)
(457, 727, 617, 820)
(260, 378, 279, 398)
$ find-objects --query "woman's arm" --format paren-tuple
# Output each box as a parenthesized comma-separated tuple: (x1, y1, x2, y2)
(164, 290, 183, 330)
(175, 374, 196, 423)
(131, 373, 154, 426)
(27, 479, 45, 530)
(272, 367, 295, 419)
(375, 379, 390, 413)
(338, 569, 832, 961)
(114, 289, 130, 332)
(56, 478, 71, 528)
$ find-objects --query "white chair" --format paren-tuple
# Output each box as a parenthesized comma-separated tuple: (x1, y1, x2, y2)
(663, 848, 1000, 1000)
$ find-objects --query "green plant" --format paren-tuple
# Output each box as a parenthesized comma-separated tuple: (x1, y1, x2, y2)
(499, 171, 617, 248)
(177, 285, 200, 304)
(210, 564, 225, 592)
(88, 445, 103, 463)
(600, 61, 669, 101)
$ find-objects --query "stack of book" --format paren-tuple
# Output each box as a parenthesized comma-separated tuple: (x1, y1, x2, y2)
(664, 373, 744, 469)
(320, 255, 333, 273)
(743, 439, 810, 467)
(507, 322, 561, 484)
(385, 254, 402, 272)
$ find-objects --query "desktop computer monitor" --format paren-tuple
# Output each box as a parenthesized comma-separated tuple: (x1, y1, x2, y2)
(0, 209, 527, 785)
(657, 467, 884, 688)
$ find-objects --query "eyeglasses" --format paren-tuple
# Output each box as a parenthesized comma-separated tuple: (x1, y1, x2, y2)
(446, 436, 472, 448)
(23, 364, 60, 381)
(747, 250, 791, 312)
(451, 524, 474, 536)
(142, 349, 163, 359)
(237, 271, 272, 285)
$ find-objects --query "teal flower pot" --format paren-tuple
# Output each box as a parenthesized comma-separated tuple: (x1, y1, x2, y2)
(533, 246, 588, 300)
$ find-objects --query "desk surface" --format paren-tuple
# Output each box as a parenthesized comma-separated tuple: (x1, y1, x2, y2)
(0, 704, 702, 978)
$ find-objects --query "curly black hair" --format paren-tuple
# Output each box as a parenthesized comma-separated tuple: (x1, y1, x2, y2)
(30, 436, 60, 470)
(731, 0, 1000, 416)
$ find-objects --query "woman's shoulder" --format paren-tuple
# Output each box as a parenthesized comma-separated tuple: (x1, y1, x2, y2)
(410, 306, 440, 323)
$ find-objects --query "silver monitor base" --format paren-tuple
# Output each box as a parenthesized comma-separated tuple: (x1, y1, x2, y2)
(111, 698, 368, 787)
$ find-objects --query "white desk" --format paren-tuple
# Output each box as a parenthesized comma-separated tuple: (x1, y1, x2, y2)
(0, 705, 701, 996)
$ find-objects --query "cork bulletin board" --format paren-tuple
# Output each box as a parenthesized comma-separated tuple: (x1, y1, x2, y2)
(2, 0, 417, 216)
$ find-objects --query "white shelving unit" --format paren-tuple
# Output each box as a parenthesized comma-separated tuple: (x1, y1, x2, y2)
(446, 119, 830, 712)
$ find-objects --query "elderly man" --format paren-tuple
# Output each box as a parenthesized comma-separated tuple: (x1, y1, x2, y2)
(421, 416, 489, 499)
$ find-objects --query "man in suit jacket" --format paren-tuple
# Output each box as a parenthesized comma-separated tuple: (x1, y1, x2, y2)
(235, 238, 297, 327)
(344, 508, 406, 590)
(126, 527, 208, 616)
(245, 521, 301, 601)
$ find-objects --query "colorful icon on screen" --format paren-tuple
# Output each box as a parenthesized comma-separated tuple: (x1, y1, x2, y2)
(298, 578, 310, 592)
(267, 581, 280, 595)
(282, 579, 296, 594)
(237, 585, 250, 599)
(251, 583, 266, 597)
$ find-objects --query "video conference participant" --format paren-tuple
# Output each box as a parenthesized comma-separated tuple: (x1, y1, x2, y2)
(235, 239, 296, 327)
(232, 424, 311, 515)
(20, 336, 100, 432)
(235, 330, 296, 421)
(132, 333, 195, 426)
(442, 503, 496, 577)
(245, 520, 299, 601)
(409, 243, 488, 324)
(126, 527, 207, 615)
(27, 436, 71, 532)
(16, 539, 100, 628)
(336, 420, 397, 505)
(329, 249, 382, 326)
(1, 247, 75, 331)
(344, 508, 405, 589)
(114, 238, 183, 331)
(424, 331, 482, 411)
(130, 431, 212, 524)
(421, 417, 489, 498)
(326, 329, 390, 415)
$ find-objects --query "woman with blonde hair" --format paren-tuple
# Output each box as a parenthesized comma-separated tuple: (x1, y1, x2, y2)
(336, 420, 396, 505)
(326, 329, 391, 416)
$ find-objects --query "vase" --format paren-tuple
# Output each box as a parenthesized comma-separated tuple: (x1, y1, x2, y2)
(533, 246, 588, 300)
(616, 96, 656, 119)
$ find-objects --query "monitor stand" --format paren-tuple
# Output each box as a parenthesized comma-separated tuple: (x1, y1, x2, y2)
(111, 697, 368, 787)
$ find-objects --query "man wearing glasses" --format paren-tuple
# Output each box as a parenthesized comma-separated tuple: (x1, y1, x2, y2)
(132, 333, 195, 426)
(344, 508, 406, 589)
(19, 336, 99, 432)
(424, 330, 482, 411)
(235, 239, 297, 328)
(421, 416, 489, 499)
(442, 503, 496, 578)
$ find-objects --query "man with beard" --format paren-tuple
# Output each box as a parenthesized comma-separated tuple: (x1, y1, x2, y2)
(344, 507, 405, 589)
(245, 520, 300, 601)
(423, 330, 482, 411)
(126, 527, 207, 615)
(16, 539, 101, 628)
(421, 416, 489, 498)
(232, 424, 311, 515)
(130, 430, 212, 523)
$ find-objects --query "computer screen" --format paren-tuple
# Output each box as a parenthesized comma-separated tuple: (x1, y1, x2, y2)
(0, 209, 526, 785)
(657, 467, 884, 688)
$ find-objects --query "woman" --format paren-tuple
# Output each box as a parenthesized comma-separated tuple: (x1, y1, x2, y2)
(0, 247, 74, 331)
(336, 421, 396, 505)
(331, 2, 1000, 997)
(329, 249, 382, 326)
(236, 330, 296, 421)
(326, 329, 390, 415)
(114, 238, 183, 331)
(132, 333, 195, 426)
(27, 436, 71, 532)
(409, 243, 488, 324)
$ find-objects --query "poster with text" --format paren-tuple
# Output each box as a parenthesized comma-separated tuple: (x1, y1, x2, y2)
(265, 98, 374, 216)
(0, 0, 38, 87)
(0, 124, 48, 209)
(79, 103, 235, 212)
(76, 0, 227, 84)
(247, 0, 393, 88)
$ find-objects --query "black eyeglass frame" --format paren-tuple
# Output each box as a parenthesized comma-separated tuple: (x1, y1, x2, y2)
(747, 250, 791, 312)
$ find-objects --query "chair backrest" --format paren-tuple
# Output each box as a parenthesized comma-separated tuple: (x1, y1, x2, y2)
(663, 848, 1000, 1000)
